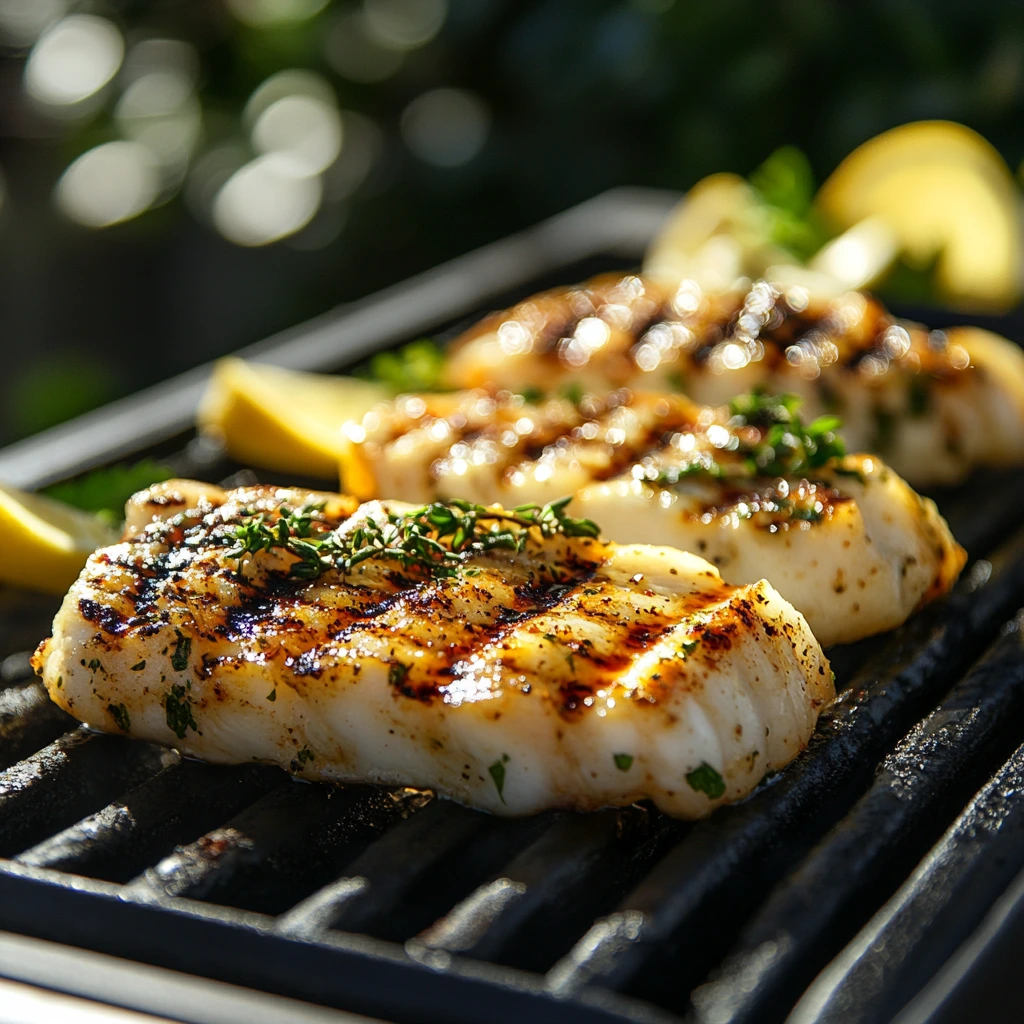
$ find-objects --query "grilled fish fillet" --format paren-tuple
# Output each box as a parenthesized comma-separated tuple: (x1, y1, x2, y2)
(32, 481, 832, 818)
(342, 390, 965, 645)
(442, 274, 1024, 486)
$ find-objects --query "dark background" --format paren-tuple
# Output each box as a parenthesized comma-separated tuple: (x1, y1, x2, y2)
(2, 0, 1024, 447)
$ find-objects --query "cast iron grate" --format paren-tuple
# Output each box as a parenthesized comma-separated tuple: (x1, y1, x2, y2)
(1, 190, 1024, 1024)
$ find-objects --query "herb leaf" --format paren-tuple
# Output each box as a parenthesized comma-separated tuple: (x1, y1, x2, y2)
(170, 631, 191, 672)
(686, 761, 726, 800)
(164, 684, 197, 740)
(488, 753, 510, 803)
(357, 338, 445, 393)
(613, 753, 634, 772)
(108, 703, 130, 732)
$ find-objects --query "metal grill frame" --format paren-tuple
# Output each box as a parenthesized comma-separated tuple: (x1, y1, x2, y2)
(3, 188, 1024, 1024)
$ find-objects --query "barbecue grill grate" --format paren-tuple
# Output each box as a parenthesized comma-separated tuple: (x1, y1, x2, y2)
(2, 190, 1024, 1024)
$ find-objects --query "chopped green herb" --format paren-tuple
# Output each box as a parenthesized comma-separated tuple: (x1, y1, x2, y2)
(357, 338, 446, 393)
(388, 662, 410, 688)
(130, 660, 146, 672)
(686, 761, 726, 800)
(267, 688, 277, 702)
(170, 631, 191, 672)
(164, 684, 197, 740)
(519, 385, 545, 404)
(666, 371, 687, 393)
(613, 753, 634, 772)
(560, 383, 585, 405)
(832, 465, 866, 485)
(108, 702, 130, 732)
(748, 146, 828, 261)
(543, 633, 558, 643)
(297, 746, 315, 763)
(871, 407, 896, 453)
(488, 753, 510, 804)
(87, 659, 101, 672)
(908, 378, 932, 417)
(681, 639, 700, 656)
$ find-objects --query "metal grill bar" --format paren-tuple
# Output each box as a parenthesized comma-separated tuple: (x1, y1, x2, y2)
(690, 610, 1024, 1024)
(126, 781, 411, 914)
(16, 760, 281, 881)
(791, 739, 1024, 1024)
(549, 530, 1024, 1003)
(276, 799, 489, 939)
(0, 682, 74, 771)
(0, 730, 171, 857)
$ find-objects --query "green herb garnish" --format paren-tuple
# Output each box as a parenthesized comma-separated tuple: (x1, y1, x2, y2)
(358, 338, 445, 393)
(266, 688, 276, 702)
(43, 459, 173, 526)
(388, 662, 411, 688)
(164, 684, 197, 740)
(108, 703, 130, 732)
(131, 660, 146, 672)
(489, 753, 510, 803)
(225, 497, 600, 582)
(729, 390, 846, 475)
(686, 761, 726, 800)
(297, 746, 315, 764)
(519, 385, 545, 404)
(613, 753, 634, 772)
(170, 631, 191, 672)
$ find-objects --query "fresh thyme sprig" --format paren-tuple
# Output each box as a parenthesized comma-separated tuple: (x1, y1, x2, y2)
(654, 390, 846, 486)
(225, 497, 600, 581)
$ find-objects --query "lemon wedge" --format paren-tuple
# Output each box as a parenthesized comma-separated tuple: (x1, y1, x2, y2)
(815, 121, 1024, 310)
(198, 358, 390, 480)
(0, 484, 117, 594)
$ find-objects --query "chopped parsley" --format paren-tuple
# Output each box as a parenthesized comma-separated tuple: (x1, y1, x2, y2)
(729, 390, 845, 475)
(297, 746, 315, 764)
(170, 631, 191, 672)
(519, 385, 545, 404)
(357, 337, 445, 393)
(108, 703, 130, 732)
(87, 659, 101, 672)
(266, 688, 277, 702)
(131, 660, 146, 672)
(686, 761, 726, 800)
(560, 383, 585, 405)
(613, 753, 634, 772)
(388, 662, 410, 688)
(488, 753, 510, 803)
(681, 639, 699, 656)
(164, 684, 197, 740)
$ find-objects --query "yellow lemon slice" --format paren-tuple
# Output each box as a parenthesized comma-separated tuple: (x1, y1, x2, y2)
(198, 358, 390, 480)
(0, 484, 117, 594)
(815, 121, 1023, 310)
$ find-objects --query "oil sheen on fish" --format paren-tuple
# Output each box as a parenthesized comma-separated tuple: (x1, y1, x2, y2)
(442, 273, 1024, 486)
(342, 389, 965, 645)
(32, 482, 832, 818)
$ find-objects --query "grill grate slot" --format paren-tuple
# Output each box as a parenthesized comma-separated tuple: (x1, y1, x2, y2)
(16, 759, 282, 882)
(276, 798, 490, 939)
(0, 681, 76, 771)
(546, 529, 1024, 1004)
(0, 729, 171, 857)
(125, 781, 413, 914)
(688, 610, 1024, 1024)
(414, 807, 686, 974)
(790, 740, 1024, 1024)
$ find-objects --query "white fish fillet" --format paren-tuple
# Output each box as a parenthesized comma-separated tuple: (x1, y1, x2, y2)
(343, 390, 965, 645)
(33, 482, 833, 818)
(442, 274, 1024, 486)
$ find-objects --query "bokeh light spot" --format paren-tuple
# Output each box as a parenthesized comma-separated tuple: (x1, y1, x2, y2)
(252, 94, 343, 177)
(362, 0, 447, 51)
(56, 141, 160, 228)
(212, 155, 322, 246)
(401, 87, 490, 167)
(25, 15, 123, 110)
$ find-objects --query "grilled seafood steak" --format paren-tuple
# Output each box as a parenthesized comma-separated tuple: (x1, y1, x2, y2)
(341, 389, 965, 645)
(33, 482, 833, 818)
(443, 274, 1024, 486)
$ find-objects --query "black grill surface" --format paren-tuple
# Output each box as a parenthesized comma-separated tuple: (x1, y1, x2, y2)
(1, 190, 1023, 1024)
